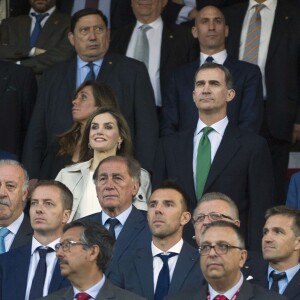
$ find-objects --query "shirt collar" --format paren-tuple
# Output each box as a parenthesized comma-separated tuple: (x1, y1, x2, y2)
(268, 264, 300, 283)
(73, 274, 105, 299)
(31, 236, 60, 255)
(200, 49, 227, 66)
(209, 273, 244, 300)
(195, 116, 228, 136)
(248, 0, 277, 12)
(4, 212, 24, 235)
(101, 205, 133, 226)
(29, 6, 56, 17)
(151, 238, 183, 257)
(77, 56, 104, 69)
(136, 16, 163, 30)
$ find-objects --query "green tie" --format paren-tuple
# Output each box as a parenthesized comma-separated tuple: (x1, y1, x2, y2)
(196, 127, 214, 200)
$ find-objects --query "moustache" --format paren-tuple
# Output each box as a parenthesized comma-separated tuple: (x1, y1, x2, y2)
(0, 198, 11, 207)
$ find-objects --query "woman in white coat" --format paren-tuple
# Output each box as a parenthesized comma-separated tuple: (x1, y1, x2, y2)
(56, 107, 151, 221)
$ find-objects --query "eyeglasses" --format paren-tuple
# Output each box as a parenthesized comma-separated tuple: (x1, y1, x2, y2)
(55, 240, 87, 252)
(192, 212, 234, 224)
(199, 242, 243, 256)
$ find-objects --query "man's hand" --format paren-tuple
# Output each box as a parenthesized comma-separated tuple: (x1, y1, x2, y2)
(35, 48, 46, 55)
(292, 123, 300, 143)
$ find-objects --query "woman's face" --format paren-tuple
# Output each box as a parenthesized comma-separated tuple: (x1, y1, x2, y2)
(72, 85, 97, 123)
(89, 113, 123, 153)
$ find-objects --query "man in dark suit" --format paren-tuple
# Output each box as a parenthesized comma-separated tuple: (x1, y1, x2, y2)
(166, 221, 286, 300)
(0, 160, 32, 253)
(22, 8, 158, 180)
(43, 220, 145, 300)
(83, 156, 152, 276)
(109, 180, 203, 299)
(0, 61, 37, 159)
(108, 0, 197, 108)
(0, 180, 72, 300)
(223, 0, 300, 205)
(250, 206, 300, 300)
(0, 0, 75, 75)
(153, 63, 274, 250)
(160, 5, 263, 136)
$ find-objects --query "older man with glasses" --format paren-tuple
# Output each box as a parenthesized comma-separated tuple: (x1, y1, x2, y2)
(167, 221, 285, 300)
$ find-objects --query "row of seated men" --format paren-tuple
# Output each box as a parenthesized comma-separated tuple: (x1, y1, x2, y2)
(0, 158, 299, 299)
(1, 1, 300, 213)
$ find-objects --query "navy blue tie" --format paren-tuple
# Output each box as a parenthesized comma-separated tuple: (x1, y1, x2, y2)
(205, 56, 214, 63)
(107, 218, 120, 240)
(270, 271, 286, 293)
(84, 62, 96, 81)
(154, 252, 177, 300)
(29, 247, 53, 300)
(30, 13, 49, 48)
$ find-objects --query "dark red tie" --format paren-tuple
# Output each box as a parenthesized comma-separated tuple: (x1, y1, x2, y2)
(76, 292, 91, 300)
(85, 0, 99, 9)
(214, 296, 228, 300)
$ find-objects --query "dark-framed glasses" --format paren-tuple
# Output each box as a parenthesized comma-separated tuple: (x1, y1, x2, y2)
(55, 240, 87, 252)
(192, 212, 234, 224)
(199, 242, 243, 256)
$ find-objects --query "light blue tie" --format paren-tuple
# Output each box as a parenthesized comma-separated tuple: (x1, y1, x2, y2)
(0, 228, 10, 254)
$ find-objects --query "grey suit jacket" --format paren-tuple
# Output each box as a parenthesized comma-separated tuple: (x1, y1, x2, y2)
(0, 9, 75, 74)
(40, 279, 146, 300)
(166, 280, 287, 300)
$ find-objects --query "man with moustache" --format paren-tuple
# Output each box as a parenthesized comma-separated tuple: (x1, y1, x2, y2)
(0, 160, 32, 253)
(0, 0, 74, 74)
(0, 180, 72, 300)
(167, 221, 285, 300)
(109, 180, 203, 300)
(43, 220, 146, 300)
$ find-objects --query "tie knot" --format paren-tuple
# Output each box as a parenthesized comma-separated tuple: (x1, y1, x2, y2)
(0, 227, 10, 238)
(140, 24, 151, 33)
(205, 56, 214, 63)
(270, 271, 287, 282)
(107, 218, 120, 228)
(76, 292, 91, 300)
(214, 296, 228, 300)
(254, 4, 265, 13)
(156, 252, 177, 264)
(37, 247, 53, 259)
(31, 12, 49, 23)
(202, 127, 214, 136)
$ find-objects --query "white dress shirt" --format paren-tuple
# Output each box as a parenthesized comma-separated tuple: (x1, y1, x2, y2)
(152, 239, 183, 292)
(193, 117, 228, 189)
(25, 237, 59, 300)
(239, 0, 277, 98)
(200, 49, 227, 66)
(126, 18, 163, 106)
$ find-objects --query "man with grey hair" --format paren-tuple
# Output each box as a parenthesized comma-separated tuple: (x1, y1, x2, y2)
(0, 159, 32, 252)
(153, 62, 275, 251)
(82, 156, 151, 276)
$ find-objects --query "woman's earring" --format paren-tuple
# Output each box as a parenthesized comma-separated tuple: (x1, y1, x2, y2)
(117, 142, 121, 150)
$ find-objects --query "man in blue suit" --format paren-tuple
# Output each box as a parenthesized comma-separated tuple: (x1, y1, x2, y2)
(108, 180, 203, 299)
(81, 156, 152, 277)
(0, 180, 72, 300)
(153, 63, 275, 251)
(160, 5, 263, 136)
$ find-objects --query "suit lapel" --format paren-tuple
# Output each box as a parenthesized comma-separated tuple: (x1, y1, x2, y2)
(160, 23, 172, 71)
(236, 280, 254, 300)
(0, 64, 10, 96)
(283, 269, 300, 299)
(11, 215, 33, 249)
(169, 242, 200, 293)
(134, 247, 154, 299)
(204, 124, 241, 191)
(96, 279, 116, 299)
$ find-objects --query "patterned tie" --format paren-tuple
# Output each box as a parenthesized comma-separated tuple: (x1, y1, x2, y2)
(30, 13, 49, 48)
(214, 296, 228, 300)
(0, 227, 10, 254)
(107, 218, 120, 240)
(270, 271, 286, 293)
(133, 24, 151, 68)
(76, 292, 91, 300)
(85, 0, 99, 9)
(84, 62, 96, 81)
(242, 4, 265, 64)
(154, 252, 178, 300)
(196, 127, 214, 200)
(29, 247, 54, 300)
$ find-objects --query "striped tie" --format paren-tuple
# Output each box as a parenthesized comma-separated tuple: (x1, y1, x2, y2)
(242, 4, 265, 64)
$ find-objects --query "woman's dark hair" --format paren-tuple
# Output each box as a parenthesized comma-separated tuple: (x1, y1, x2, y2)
(79, 107, 133, 162)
